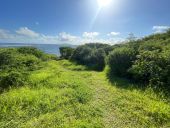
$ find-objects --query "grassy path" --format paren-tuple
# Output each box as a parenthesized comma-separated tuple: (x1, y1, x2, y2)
(0, 60, 170, 128)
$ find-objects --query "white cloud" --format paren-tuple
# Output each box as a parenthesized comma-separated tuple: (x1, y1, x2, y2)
(16, 27, 40, 38)
(0, 29, 14, 39)
(58, 32, 78, 42)
(108, 37, 126, 44)
(38, 34, 58, 43)
(153, 26, 170, 33)
(0, 27, 80, 44)
(83, 32, 99, 38)
(107, 32, 120, 36)
(0, 27, 125, 45)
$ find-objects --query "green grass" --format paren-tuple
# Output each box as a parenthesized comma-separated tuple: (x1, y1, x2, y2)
(0, 60, 170, 128)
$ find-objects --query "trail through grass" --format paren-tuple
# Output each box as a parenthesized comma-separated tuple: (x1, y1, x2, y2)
(0, 60, 170, 128)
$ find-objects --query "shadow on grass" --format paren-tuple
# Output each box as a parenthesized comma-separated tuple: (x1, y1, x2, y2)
(106, 69, 145, 91)
(60, 60, 104, 72)
(106, 69, 170, 99)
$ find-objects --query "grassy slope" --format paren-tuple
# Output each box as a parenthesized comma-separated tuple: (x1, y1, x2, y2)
(0, 60, 170, 128)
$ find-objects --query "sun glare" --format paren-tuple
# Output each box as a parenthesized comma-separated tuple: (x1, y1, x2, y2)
(97, 0, 112, 8)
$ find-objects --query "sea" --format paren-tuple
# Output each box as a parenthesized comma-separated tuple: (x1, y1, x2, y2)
(0, 43, 76, 55)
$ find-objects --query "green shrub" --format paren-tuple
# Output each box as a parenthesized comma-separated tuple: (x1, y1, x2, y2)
(71, 45, 92, 65)
(0, 49, 17, 68)
(108, 47, 136, 77)
(59, 47, 74, 59)
(0, 49, 40, 71)
(71, 44, 106, 71)
(0, 71, 27, 90)
(20, 55, 41, 70)
(17, 47, 44, 59)
(129, 50, 170, 90)
(139, 42, 162, 52)
(89, 48, 106, 71)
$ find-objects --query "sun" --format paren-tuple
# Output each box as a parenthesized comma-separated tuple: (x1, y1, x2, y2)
(97, 0, 112, 8)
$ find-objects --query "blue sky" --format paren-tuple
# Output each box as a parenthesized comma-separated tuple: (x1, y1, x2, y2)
(0, 0, 170, 44)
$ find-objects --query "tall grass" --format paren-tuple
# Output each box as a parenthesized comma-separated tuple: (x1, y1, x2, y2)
(0, 60, 169, 128)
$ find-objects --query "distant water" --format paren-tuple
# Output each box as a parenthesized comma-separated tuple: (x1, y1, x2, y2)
(0, 43, 76, 55)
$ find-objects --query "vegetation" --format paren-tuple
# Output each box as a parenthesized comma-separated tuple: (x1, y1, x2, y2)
(59, 30, 170, 94)
(0, 60, 169, 128)
(0, 47, 57, 91)
(107, 30, 170, 94)
(108, 47, 136, 77)
(59, 47, 74, 59)
(71, 43, 108, 71)
(0, 30, 170, 127)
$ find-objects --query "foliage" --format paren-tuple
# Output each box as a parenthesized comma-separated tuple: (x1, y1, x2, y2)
(17, 47, 44, 58)
(59, 47, 74, 59)
(108, 47, 136, 77)
(0, 71, 27, 90)
(0, 47, 56, 90)
(129, 50, 170, 90)
(0, 49, 40, 71)
(107, 30, 170, 93)
(0, 60, 169, 128)
(18, 47, 58, 61)
(71, 43, 108, 71)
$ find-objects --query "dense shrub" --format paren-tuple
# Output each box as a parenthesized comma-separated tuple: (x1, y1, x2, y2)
(128, 50, 170, 91)
(108, 47, 136, 77)
(0, 71, 27, 90)
(107, 30, 170, 93)
(71, 44, 107, 71)
(71, 45, 92, 64)
(139, 42, 162, 52)
(88, 48, 106, 71)
(17, 47, 44, 59)
(59, 47, 74, 59)
(20, 55, 41, 70)
(0, 49, 17, 67)
(0, 47, 55, 90)
(0, 49, 40, 71)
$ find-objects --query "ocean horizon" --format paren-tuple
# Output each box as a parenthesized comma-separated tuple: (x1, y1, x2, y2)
(0, 43, 76, 55)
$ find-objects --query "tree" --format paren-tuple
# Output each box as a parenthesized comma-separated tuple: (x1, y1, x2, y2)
(128, 50, 168, 89)
(59, 47, 74, 59)
(108, 47, 136, 77)
(71, 44, 107, 71)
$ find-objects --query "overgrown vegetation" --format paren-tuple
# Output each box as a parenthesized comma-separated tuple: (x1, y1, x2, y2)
(59, 47, 74, 59)
(0, 31, 170, 127)
(63, 30, 170, 94)
(0, 47, 57, 91)
(70, 43, 110, 71)
(108, 30, 170, 94)
(0, 60, 169, 128)
(108, 47, 136, 77)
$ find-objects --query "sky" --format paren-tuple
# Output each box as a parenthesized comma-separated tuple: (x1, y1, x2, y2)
(0, 0, 170, 45)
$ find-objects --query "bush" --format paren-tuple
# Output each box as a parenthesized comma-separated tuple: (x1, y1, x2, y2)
(71, 45, 92, 64)
(0, 49, 17, 68)
(129, 50, 170, 90)
(89, 49, 106, 71)
(0, 71, 27, 90)
(0, 49, 40, 71)
(108, 47, 136, 77)
(20, 55, 41, 70)
(71, 44, 107, 71)
(17, 47, 44, 59)
(59, 47, 74, 59)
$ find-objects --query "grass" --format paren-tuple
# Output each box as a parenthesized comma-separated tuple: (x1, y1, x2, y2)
(0, 60, 170, 128)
